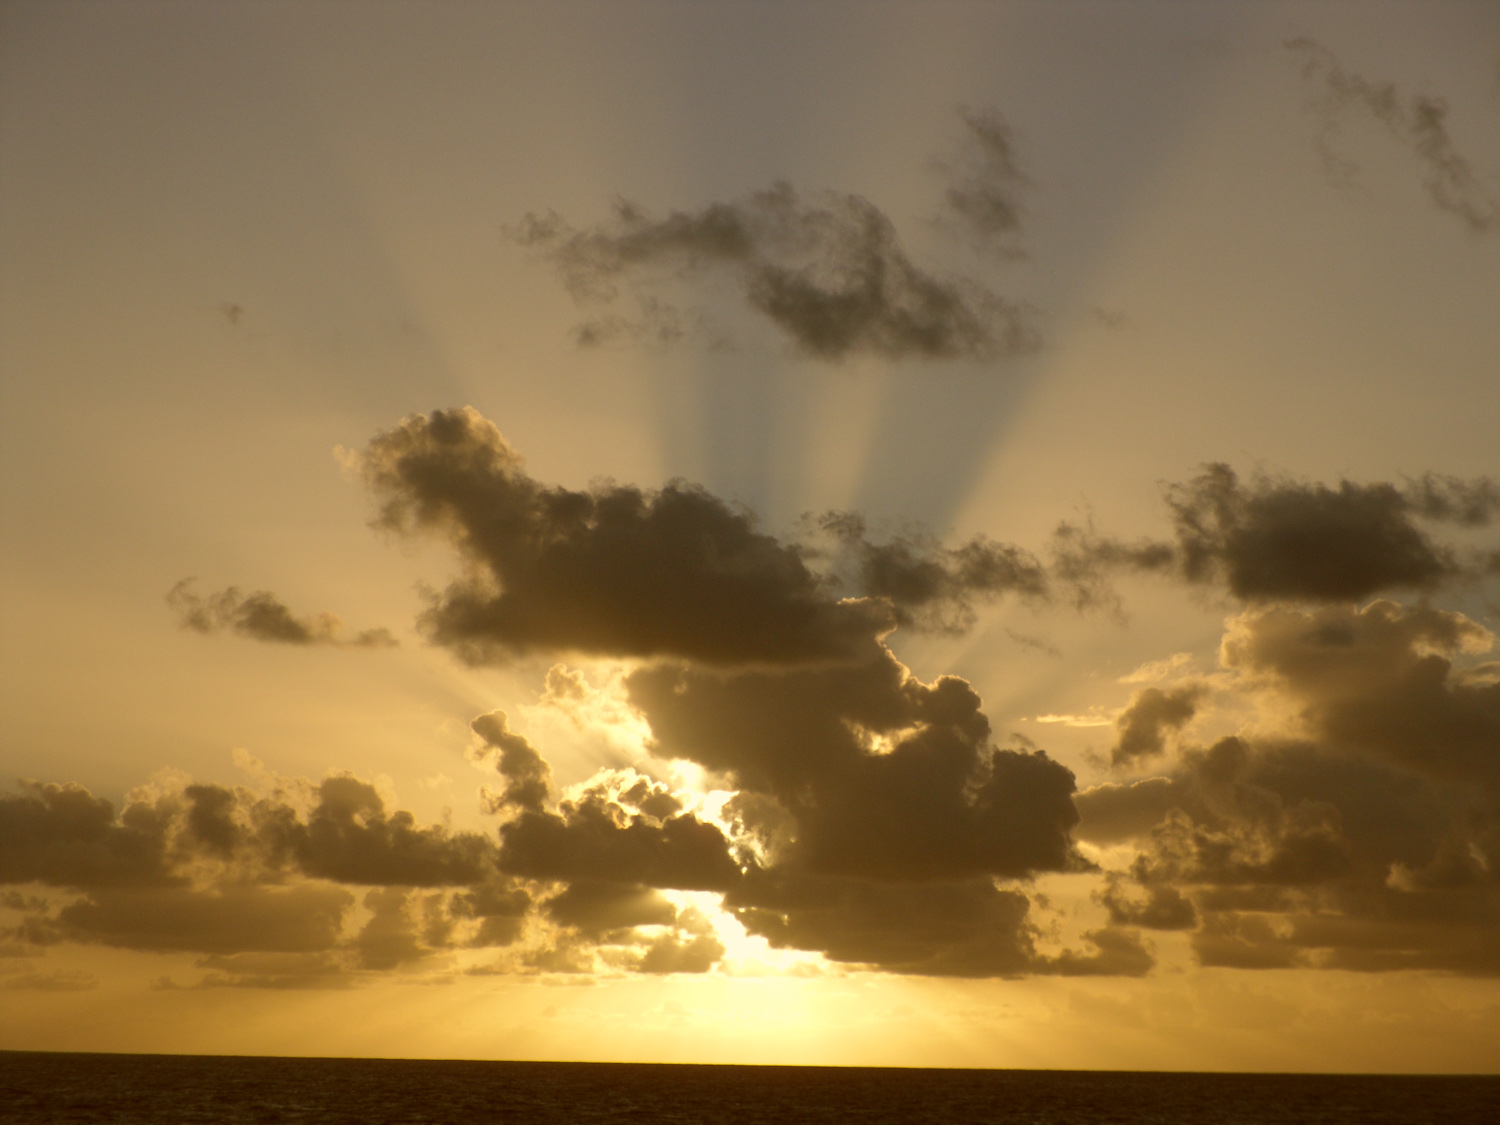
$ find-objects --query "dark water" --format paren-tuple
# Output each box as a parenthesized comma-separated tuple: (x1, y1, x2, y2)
(1, 1051, 1496, 1124)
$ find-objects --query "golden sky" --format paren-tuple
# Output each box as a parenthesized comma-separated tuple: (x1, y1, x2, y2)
(2, 0, 1499, 1071)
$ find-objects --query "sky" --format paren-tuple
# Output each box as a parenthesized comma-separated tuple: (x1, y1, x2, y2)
(2, 0, 1499, 1072)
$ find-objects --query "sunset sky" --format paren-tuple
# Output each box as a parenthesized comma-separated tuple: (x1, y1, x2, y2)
(3, 0, 1499, 1072)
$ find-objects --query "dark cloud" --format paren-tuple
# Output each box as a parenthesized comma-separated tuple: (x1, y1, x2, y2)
(448, 879, 531, 949)
(1074, 777, 1181, 848)
(562, 645, 1083, 974)
(136, 775, 505, 889)
(351, 887, 442, 971)
(1107, 743, 1500, 972)
(1165, 466, 1461, 601)
(0, 772, 534, 973)
(167, 580, 397, 648)
(812, 511, 1047, 634)
(727, 870, 1150, 978)
(1040, 927, 1157, 978)
(358, 407, 892, 666)
(1191, 911, 1305, 970)
(1053, 464, 1499, 605)
(1220, 601, 1499, 784)
(496, 795, 741, 893)
(1111, 684, 1204, 767)
(1286, 38, 1500, 232)
(532, 899, 726, 976)
(146, 408, 1500, 981)
(938, 106, 1030, 258)
(0, 782, 174, 887)
(543, 881, 677, 939)
(1078, 601, 1500, 975)
(46, 885, 354, 955)
(1098, 875, 1198, 931)
(633, 925, 725, 975)
(344, 410, 1116, 976)
(730, 872, 1034, 977)
(274, 776, 500, 887)
(471, 711, 553, 814)
(58, 404, 1224, 981)
(362, 408, 1058, 661)
(471, 732, 740, 895)
(515, 181, 1038, 361)
(1192, 892, 1500, 976)
(630, 650, 1085, 884)
(516, 939, 598, 976)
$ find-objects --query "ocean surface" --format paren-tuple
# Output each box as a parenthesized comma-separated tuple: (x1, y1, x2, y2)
(1, 1051, 1496, 1124)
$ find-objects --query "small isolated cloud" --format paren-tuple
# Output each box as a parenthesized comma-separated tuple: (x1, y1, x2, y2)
(471, 711, 553, 814)
(166, 580, 397, 648)
(1110, 684, 1204, 767)
(515, 181, 1038, 361)
(1089, 307, 1131, 331)
(1006, 629, 1062, 659)
(1286, 38, 1500, 232)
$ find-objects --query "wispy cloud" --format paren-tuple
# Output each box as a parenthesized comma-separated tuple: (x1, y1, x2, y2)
(936, 106, 1031, 258)
(1287, 38, 1500, 232)
(515, 180, 1038, 361)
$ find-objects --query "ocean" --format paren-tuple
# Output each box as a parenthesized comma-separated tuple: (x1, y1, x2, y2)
(1, 1051, 1496, 1123)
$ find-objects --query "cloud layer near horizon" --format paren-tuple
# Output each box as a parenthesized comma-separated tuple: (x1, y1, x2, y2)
(1078, 600, 1500, 974)
(9, 409, 1499, 988)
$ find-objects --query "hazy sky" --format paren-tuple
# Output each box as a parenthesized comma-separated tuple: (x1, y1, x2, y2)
(3, 0, 1499, 1071)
